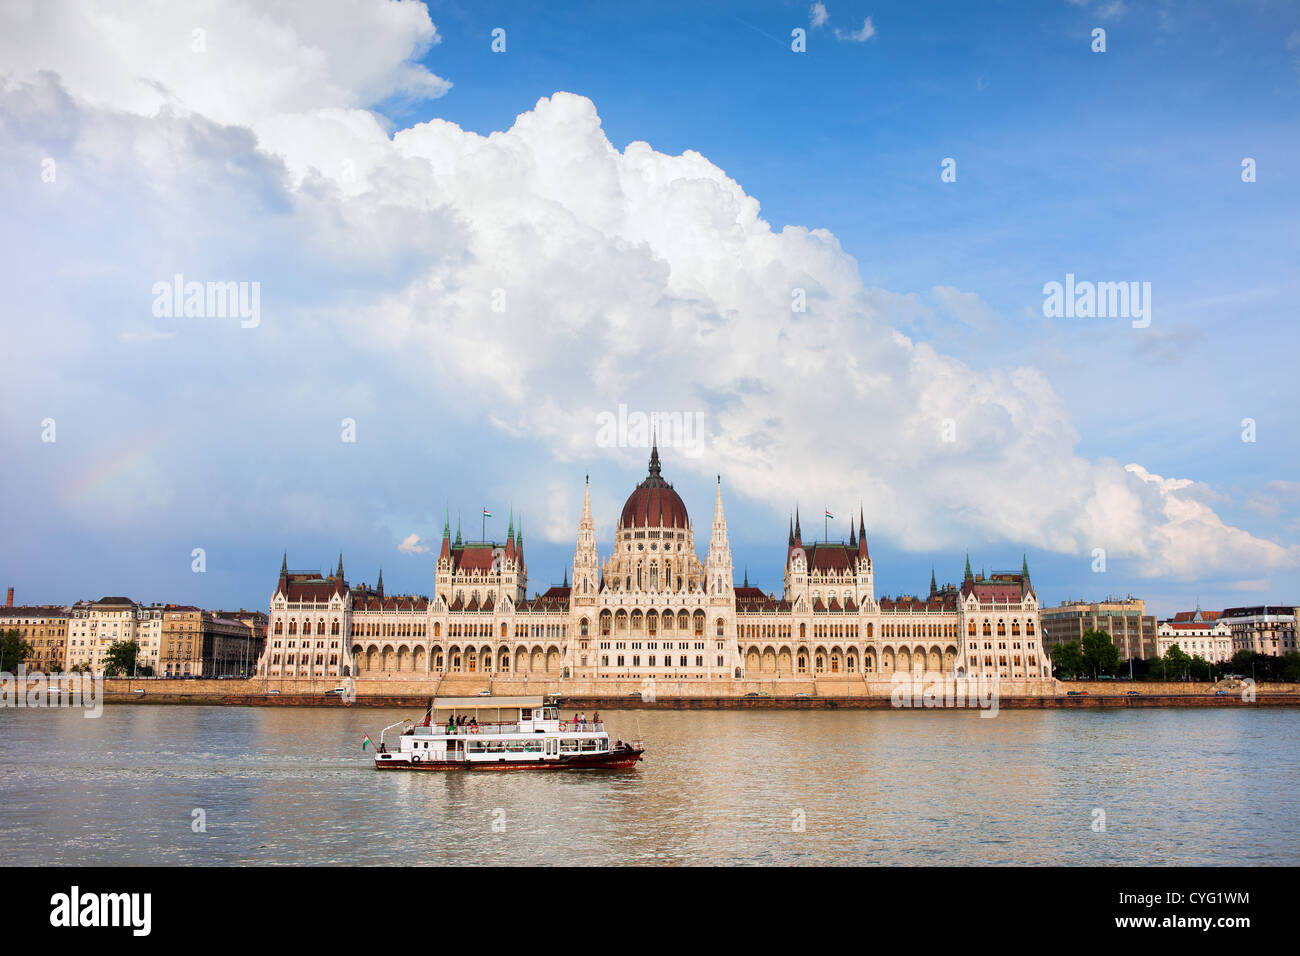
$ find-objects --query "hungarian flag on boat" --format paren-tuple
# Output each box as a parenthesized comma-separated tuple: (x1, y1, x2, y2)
(824, 509, 834, 519)
(482, 508, 491, 517)
(361, 733, 372, 751)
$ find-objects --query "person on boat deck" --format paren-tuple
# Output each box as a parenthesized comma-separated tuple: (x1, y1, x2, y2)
(592, 711, 600, 725)
(573, 712, 580, 726)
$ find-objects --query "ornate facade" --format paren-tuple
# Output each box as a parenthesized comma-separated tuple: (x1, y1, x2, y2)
(257, 446, 1050, 682)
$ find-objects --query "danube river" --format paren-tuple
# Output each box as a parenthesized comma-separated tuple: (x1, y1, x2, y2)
(1, 705, 1296, 865)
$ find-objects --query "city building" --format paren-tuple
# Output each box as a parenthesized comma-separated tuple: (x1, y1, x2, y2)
(1221, 606, 1300, 657)
(0, 589, 68, 673)
(1157, 609, 1234, 662)
(66, 596, 141, 672)
(64, 597, 166, 674)
(1040, 597, 1157, 661)
(212, 609, 268, 676)
(258, 445, 1050, 682)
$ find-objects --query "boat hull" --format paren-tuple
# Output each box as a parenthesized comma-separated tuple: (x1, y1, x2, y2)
(374, 748, 644, 771)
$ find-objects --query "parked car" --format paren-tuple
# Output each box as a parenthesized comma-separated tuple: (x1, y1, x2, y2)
(265, 689, 280, 696)
(627, 691, 642, 699)
(1126, 690, 1141, 696)
(323, 687, 346, 696)
(1067, 691, 1082, 697)
(794, 693, 810, 698)
(1215, 690, 1230, 696)
(477, 689, 492, 696)
(132, 688, 146, 696)
(744, 691, 770, 698)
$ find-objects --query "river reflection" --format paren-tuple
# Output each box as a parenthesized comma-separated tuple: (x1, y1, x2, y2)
(0, 705, 1294, 865)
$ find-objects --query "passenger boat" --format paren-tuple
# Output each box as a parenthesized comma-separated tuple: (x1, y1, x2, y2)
(372, 696, 645, 771)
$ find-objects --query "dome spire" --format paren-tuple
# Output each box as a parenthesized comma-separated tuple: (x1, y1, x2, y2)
(648, 428, 661, 477)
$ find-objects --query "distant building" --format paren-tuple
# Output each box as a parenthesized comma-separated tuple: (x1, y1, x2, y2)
(66, 597, 141, 673)
(1040, 597, 1157, 661)
(1220, 606, 1299, 657)
(1157, 609, 1233, 662)
(212, 609, 268, 676)
(0, 590, 68, 673)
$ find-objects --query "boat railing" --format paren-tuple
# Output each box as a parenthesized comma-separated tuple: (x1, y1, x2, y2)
(409, 720, 606, 736)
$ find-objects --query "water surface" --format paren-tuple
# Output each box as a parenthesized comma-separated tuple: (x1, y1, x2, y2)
(0, 705, 1294, 865)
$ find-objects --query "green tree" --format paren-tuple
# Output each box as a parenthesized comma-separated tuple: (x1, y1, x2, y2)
(0, 628, 32, 672)
(1081, 629, 1120, 677)
(1281, 652, 1300, 683)
(1162, 644, 1192, 681)
(102, 639, 140, 677)
(1051, 640, 1085, 678)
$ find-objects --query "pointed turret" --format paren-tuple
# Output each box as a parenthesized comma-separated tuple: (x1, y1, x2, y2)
(930, 567, 937, 596)
(572, 475, 598, 602)
(706, 475, 733, 596)
(788, 515, 794, 548)
(794, 507, 802, 546)
(849, 523, 857, 549)
(857, 507, 869, 558)
(505, 508, 516, 561)
(336, 552, 344, 580)
(964, 552, 973, 582)
(455, 514, 462, 547)
(562, 568, 568, 588)
(376, 568, 384, 598)
(439, 509, 451, 561)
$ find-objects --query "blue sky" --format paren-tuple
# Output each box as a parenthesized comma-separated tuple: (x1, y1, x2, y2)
(1, 0, 1298, 618)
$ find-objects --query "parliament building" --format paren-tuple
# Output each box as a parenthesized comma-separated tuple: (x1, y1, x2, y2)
(257, 446, 1049, 683)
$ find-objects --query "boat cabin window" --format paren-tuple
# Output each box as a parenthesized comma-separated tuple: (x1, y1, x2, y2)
(521, 708, 532, 719)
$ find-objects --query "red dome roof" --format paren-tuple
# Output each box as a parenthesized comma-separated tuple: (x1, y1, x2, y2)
(619, 446, 690, 529)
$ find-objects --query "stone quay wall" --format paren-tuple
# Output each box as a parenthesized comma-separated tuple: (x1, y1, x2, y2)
(60, 675, 1300, 708)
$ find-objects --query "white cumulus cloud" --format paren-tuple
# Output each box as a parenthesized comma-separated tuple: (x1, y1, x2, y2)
(0, 0, 1295, 592)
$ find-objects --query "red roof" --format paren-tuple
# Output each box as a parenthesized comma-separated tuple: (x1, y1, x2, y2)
(619, 447, 689, 529)
(804, 544, 855, 573)
(453, 546, 498, 574)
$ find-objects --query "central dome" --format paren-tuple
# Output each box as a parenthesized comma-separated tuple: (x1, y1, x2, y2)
(619, 445, 690, 529)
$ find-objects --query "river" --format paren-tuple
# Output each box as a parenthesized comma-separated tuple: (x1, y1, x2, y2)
(1, 705, 1295, 865)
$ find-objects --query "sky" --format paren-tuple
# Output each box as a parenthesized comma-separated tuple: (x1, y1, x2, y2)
(1, 0, 1298, 619)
